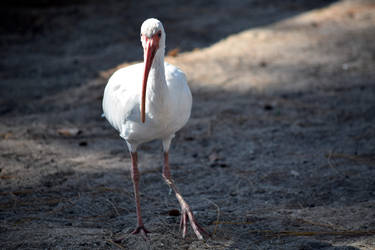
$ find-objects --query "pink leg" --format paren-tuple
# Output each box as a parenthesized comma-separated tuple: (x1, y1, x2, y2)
(162, 152, 209, 240)
(130, 152, 150, 238)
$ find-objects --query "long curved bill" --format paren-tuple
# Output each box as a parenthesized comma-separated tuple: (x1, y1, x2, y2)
(141, 36, 158, 123)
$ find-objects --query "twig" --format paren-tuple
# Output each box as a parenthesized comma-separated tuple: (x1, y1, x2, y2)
(106, 239, 126, 249)
(295, 217, 344, 231)
(207, 119, 212, 137)
(106, 199, 121, 217)
(326, 153, 375, 167)
(326, 150, 340, 174)
(213, 221, 253, 225)
(204, 198, 221, 237)
(249, 230, 375, 238)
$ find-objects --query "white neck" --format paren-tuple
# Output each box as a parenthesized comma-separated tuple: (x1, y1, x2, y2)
(146, 47, 168, 117)
(149, 48, 166, 86)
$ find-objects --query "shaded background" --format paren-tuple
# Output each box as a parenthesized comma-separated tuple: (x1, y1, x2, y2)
(1, 0, 375, 249)
(0, 0, 337, 114)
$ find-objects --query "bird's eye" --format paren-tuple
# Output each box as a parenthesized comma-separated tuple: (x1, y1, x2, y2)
(157, 32, 161, 38)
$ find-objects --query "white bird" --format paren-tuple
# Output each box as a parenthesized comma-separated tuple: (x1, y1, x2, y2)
(102, 18, 207, 240)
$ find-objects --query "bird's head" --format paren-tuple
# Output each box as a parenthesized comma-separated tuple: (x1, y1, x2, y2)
(140, 18, 165, 123)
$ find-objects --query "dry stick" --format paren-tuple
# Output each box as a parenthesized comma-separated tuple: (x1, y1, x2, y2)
(214, 221, 253, 226)
(213, 215, 338, 229)
(48, 200, 75, 215)
(10, 192, 18, 210)
(106, 199, 121, 217)
(212, 216, 368, 238)
(106, 239, 127, 250)
(1, 197, 64, 209)
(204, 198, 221, 237)
(249, 230, 375, 238)
(49, 192, 84, 215)
(13, 216, 40, 225)
(327, 153, 375, 167)
(93, 186, 133, 200)
(295, 217, 344, 231)
(207, 119, 212, 137)
(326, 150, 341, 175)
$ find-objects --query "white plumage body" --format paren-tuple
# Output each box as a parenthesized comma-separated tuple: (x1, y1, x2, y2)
(101, 18, 206, 240)
(102, 61, 192, 152)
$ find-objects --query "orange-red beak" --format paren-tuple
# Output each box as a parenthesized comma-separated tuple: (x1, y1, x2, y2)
(141, 34, 160, 123)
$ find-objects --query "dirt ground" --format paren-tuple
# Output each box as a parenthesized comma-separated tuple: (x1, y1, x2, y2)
(1, 0, 375, 249)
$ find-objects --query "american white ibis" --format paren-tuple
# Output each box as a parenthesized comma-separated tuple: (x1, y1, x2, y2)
(102, 18, 207, 239)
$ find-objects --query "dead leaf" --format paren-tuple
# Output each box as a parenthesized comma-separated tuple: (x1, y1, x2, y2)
(0, 132, 12, 139)
(168, 209, 181, 216)
(57, 128, 81, 137)
(290, 170, 300, 177)
(209, 152, 219, 163)
(167, 48, 180, 57)
(0, 175, 14, 180)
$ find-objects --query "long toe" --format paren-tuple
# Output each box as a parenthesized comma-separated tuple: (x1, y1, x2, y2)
(132, 225, 150, 240)
(190, 218, 210, 239)
(180, 205, 209, 240)
(189, 216, 204, 240)
(180, 212, 188, 238)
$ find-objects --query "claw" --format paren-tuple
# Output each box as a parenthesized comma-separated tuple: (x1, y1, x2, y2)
(114, 225, 150, 243)
(178, 202, 209, 240)
(131, 225, 150, 240)
(180, 212, 188, 238)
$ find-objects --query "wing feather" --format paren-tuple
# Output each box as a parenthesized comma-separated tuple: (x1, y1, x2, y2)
(102, 63, 143, 132)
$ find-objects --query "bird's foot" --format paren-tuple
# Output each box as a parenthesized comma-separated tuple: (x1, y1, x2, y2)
(113, 225, 150, 243)
(179, 200, 210, 240)
(131, 225, 150, 240)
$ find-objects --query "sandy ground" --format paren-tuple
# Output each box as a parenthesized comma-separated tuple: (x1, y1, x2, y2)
(1, 0, 375, 249)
